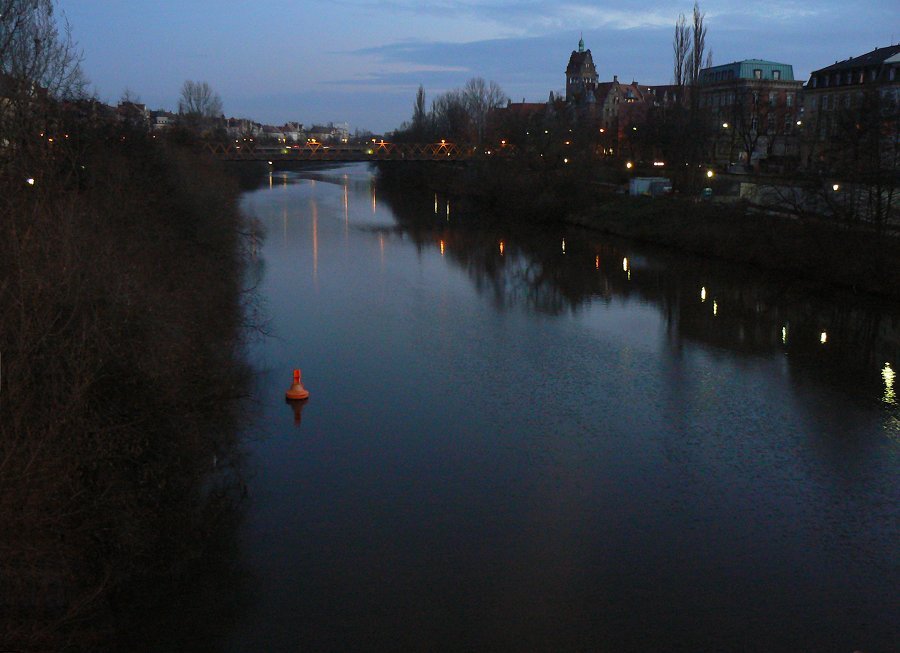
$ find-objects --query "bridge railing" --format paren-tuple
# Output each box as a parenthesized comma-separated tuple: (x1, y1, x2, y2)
(204, 140, 517, 162)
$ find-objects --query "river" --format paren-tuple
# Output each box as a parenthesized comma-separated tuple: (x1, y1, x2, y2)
(224, 163, 898, 652)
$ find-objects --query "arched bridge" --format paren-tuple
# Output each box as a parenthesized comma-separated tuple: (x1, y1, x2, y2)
(204, 140, 516, 162)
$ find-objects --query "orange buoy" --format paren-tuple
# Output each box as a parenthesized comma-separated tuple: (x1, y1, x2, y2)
(285, 368, 310, 400)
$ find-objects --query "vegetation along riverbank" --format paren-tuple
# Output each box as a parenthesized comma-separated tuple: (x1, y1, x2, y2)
(377, 158, 900, 299)
(1, 6, 254, 649)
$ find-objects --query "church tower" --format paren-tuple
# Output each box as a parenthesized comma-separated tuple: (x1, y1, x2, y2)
(565, 36, 598, 102)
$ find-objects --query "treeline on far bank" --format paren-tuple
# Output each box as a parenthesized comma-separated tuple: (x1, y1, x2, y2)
(1, 103, 255, 648)
(376, 158, 900, 298)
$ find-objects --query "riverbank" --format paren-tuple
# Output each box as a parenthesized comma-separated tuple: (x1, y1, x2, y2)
(568, 195, 900, 298)
(377, 161, 900, 298)
(1, 121, 252, 650)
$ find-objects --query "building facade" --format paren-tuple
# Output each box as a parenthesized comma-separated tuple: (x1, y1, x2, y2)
(698, 60, 804, 170)
(565, 37, 598, 104)
(803, 45, 900, 170)
(564, 38, 682, 158)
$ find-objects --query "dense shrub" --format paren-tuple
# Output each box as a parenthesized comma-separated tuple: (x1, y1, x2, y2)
(0, 111, 253, 650)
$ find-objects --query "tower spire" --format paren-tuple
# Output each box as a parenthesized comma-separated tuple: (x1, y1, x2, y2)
(578, 32, 585, 53)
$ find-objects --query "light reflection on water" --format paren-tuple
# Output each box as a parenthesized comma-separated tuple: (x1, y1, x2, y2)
(230, 163, 899, 652)
(884, 363, 896, 405)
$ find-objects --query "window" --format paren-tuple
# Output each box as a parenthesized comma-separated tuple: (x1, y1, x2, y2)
(891, 68, 897, 81)
(773, 70, 781, 80)
(753, 69, 762, 79)
(769, 93, 776, 107)
(812, 77, 818, 88)
(786, 93, 794, 107)
(845, 71, 852, 84)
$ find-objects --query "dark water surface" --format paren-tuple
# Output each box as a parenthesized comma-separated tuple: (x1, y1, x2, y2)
(226, 163, 898, 652)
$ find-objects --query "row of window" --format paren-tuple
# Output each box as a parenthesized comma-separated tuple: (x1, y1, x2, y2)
(700, 92, 794, 108)
(811, 66, 897, 88)
(752, 69, 782, 80)
(704, 68, 783, 82)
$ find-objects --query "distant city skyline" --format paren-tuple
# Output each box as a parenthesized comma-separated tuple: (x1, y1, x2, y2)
(58, 0, 896, 133)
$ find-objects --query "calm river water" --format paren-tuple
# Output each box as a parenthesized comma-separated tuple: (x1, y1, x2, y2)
(224, 163, 898, 652)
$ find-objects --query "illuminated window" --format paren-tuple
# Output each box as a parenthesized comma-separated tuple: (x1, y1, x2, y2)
(753, 69, 762, 79)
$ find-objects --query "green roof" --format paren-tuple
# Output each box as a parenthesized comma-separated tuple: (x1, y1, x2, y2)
(699, 60, 795, 85)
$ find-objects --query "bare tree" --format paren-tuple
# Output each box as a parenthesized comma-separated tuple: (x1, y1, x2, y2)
(463, 77, 507, 143)
(178, 80, 223, 122)
(0, 0, 85, 98)
(412, 84, 427, 139)
(432, 88, 470, 141)
(673, 11, 690, 92)
(0, 0, 85, 178)
(688, 1, 707, 93)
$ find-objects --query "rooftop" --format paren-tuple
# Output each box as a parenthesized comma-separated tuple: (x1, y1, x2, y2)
(811, 44, 900, 73)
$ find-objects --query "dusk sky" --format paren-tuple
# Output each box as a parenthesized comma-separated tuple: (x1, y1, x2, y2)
(58, 1, 897, 133)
